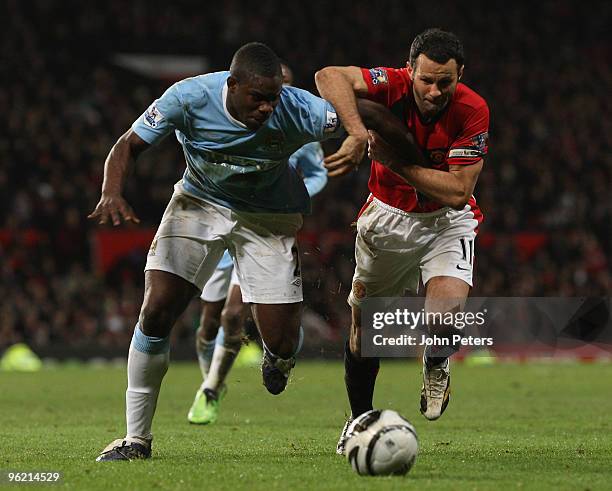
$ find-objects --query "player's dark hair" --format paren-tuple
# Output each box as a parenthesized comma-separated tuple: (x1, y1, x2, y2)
(409, 28, 464, 69)
(230, 42, 282, 82)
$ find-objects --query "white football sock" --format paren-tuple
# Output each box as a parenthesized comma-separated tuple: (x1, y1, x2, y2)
(203, 335, 241, 393)
(196, 337, 216, 381)
(125, 325, 170, 442)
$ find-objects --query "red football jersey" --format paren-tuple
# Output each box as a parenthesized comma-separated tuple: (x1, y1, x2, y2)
(361, 67, 489, 222)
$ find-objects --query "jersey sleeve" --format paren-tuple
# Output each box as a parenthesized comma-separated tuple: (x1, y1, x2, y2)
(286, 87, 343, 143)
(360, 67, 410, 107)
(289, 142, 327, 197)
(447, 102, 490, 165)
(131, 83, 186, 145)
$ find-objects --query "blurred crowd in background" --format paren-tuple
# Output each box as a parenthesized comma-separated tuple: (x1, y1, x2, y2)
(1, 0, 610, 351)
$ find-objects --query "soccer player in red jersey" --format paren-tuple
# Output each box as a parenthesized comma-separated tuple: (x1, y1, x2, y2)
(315, 28, 489, 454)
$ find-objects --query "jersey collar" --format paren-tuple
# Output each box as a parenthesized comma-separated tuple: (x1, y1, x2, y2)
(222, 81, 247, 129)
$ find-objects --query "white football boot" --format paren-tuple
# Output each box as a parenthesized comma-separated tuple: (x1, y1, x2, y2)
(420, 355, 451, 421)
(336, 418, 353, 455)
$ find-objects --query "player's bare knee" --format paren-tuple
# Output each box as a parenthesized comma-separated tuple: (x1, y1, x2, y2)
(139, 296, 181, 338)
(199, 315, 220, 340)
(141, 271, 198, 337)
(139, 312, 172, 338)
(221, 305, 245, 335)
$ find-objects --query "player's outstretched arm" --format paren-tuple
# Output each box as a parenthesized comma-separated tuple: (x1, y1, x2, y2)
(315, 66, 369, 176)
(88, 129, 149, 226)
(356, 99, 424, 166)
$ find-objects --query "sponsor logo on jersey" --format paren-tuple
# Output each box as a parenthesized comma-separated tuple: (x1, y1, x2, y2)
(369, 68, 388, 85)
(324, 110, 339, 133)
(143, 104, 165, 129)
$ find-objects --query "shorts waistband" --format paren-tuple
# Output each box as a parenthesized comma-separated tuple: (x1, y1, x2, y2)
(372, 197, 452, 218)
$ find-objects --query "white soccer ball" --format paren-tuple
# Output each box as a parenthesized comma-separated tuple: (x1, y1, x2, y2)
(345, 409, 418, 476)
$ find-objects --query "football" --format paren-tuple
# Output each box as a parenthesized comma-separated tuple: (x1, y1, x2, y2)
(345, 409, 418, 476)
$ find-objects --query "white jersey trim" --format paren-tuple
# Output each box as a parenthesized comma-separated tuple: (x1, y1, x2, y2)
(222, 82, 247, 129)
(373, 197, 452, 218)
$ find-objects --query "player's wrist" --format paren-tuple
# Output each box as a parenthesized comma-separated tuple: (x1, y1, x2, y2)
(351, 130, 368, 143)
(101, 190, 123, 200)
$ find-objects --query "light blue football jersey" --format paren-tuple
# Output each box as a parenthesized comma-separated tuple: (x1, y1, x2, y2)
(289, 142, 327, 197)
(132, 71, 341, 214)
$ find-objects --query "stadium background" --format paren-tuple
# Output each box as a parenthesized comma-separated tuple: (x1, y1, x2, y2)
(1, 0, 610, 359)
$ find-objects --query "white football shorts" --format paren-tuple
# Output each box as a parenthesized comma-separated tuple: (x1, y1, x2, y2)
(200, 265, 240, 303)
(348, 197, 479, 307)
(146, 181, 303, 304)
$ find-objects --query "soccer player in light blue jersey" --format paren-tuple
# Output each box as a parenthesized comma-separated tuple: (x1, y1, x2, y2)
(188, 141, 326, 425)
(188, 63, 329, 425)
(89, 43, 342, 461)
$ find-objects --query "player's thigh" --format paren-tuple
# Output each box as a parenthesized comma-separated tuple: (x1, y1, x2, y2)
(229, 211, 304, 304)
(146, 187, 229, 291)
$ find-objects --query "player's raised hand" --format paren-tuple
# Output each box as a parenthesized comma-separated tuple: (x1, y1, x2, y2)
(88, 193, 140, 226)
(367, 130, 402, 167)
(324, 134, 368, 177)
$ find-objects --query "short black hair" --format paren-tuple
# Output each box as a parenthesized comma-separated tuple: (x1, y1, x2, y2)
(230, 42, 282, 82)
(409, 28, 464, 69)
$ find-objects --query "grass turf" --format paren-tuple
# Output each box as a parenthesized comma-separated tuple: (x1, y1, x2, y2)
(2, 360, 611, 490)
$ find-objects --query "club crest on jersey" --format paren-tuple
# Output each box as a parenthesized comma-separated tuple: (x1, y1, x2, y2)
(369, 68, 388, 85)
(148, 238, 158, 256)
(324, 110, 339, 133)
(352, 280, 367, 300)
(427, 148, 448, 165)
(144, 104, 164, 128)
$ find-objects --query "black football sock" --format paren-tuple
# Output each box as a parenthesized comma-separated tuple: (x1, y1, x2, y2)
(344, 340, 380, 418)
(424, 343, 459, 368)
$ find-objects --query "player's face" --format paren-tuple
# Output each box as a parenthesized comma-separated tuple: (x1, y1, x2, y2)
(227, 74, 282, 130)
(407, 54, 463, 119)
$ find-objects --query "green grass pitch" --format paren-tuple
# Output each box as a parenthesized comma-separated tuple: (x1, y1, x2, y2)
(2, 361, 612, 490)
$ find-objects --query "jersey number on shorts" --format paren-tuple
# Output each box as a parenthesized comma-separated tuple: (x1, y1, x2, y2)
(459, 238, 474, 265)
